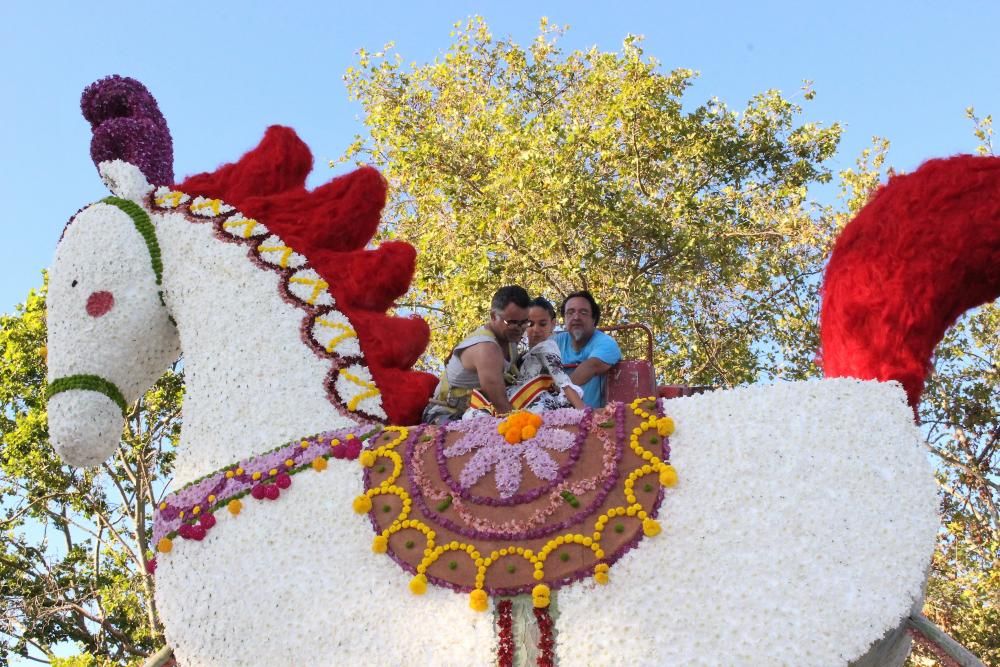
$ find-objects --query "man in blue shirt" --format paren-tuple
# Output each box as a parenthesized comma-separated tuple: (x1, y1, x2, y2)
(556, 291, 622, 408)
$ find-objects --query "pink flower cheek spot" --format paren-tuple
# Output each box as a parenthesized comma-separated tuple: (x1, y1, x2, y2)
(86, 291, 115, 318)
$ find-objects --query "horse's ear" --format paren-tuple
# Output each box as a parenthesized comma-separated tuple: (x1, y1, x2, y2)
(82, 75, 174, 187)
(97, 160, 153, 201)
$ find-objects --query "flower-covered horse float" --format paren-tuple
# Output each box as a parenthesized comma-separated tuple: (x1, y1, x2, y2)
(45, 76, 997, 666)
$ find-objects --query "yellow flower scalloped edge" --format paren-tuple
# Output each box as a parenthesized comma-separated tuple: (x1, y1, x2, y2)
(354, 399, 679, 611)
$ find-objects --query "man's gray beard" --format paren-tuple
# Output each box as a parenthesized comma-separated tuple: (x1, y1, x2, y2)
(571, 329, 585, 342)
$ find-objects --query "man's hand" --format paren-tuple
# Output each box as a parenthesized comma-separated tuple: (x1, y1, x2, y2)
(461, 342, 514, 413)
(569, 357, 613, 387)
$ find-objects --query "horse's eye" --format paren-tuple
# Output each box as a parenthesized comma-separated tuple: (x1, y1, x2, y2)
(71, 280, 78, 287)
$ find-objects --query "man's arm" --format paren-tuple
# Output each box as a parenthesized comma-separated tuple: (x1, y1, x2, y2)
(569, 357, 613, 387)
(568, 333, 622, 388)
(461, 342, 514, 413)
(562, 385, 586, 409)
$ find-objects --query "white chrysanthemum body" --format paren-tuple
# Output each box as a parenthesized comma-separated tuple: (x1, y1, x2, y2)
(555, 379, 937, 667)
(155, 465, 496, 667)
(154, 379, 935, 666)
(154, 211, 358, 487)
(48, 186, 938, 666)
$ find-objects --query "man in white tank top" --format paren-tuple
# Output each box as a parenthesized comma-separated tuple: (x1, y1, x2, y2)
(423, 286, 532, 423)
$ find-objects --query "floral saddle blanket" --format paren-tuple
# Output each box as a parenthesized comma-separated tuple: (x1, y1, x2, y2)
(152, 399, 677, 608)
(355, 399, 678, 607)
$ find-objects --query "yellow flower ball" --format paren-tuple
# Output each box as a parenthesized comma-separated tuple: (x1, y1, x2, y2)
(532, 585, 551, 608)
(156, 537, 173, 554)
(469, 589, 488, 612)
(227, 499, 242, 515)
(311, 456, 328, 472)
(642, 518, 662, 537)
(372, 535, 388, 553)
(521, 424, 537, 439)
(353, 494, 373, 514)
(659, 465, 679, 487)
(251, 471, 262, 481)
(594, 571, 609, 585)
(192, 505, 201, 515)
(656, 416, 675, 436)
(359, 451, 377, 468)
(409, 574, 428, 595)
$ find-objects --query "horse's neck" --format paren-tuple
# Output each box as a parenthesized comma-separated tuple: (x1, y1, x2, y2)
(157, 212, 360, 487)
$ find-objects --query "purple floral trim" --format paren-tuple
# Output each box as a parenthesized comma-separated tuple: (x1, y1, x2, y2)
(436, 409, 592, 504)
(403, 406, 626, 542)
(82, 76, 174, 185)
(446, 407, 585, 432)
(153, 426, 373, 544)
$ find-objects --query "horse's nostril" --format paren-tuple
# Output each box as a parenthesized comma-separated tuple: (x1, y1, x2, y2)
(86, 291, 115, 318)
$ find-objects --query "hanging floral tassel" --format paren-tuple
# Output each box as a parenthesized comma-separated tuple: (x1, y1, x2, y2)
(534, 606, 555, 667)
(496, 599, 514, 667)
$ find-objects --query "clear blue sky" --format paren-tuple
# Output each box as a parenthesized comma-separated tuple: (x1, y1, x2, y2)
(1, 0, 998, 317)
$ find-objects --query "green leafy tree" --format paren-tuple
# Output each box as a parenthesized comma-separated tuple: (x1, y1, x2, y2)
(915, 303, 999, 665)
(344, 18, 997, 665)
(0, 277, 181, 666)
(342, 17, 845, 385)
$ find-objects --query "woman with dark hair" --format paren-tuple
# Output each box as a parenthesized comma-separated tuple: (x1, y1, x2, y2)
(467, 296, 584, 416)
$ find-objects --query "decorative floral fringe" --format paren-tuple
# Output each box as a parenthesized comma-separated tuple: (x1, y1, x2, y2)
(496, 599, 514, 667)
(534, 606, 555, 667)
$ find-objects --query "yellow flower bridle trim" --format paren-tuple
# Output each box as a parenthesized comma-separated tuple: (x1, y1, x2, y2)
(315, 318, 357, 353)
(340, 369, 381, 411)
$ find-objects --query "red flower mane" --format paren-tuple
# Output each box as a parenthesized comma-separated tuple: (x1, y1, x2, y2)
(177, 126, 436, 424)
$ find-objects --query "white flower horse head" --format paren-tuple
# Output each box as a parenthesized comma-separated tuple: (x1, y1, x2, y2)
(48, 75, 435, 480)
(47, 77, 180, 466)
(45, 76, 993, 666)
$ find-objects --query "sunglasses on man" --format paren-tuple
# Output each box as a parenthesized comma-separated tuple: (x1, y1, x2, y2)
(499, 317, 531, 327)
